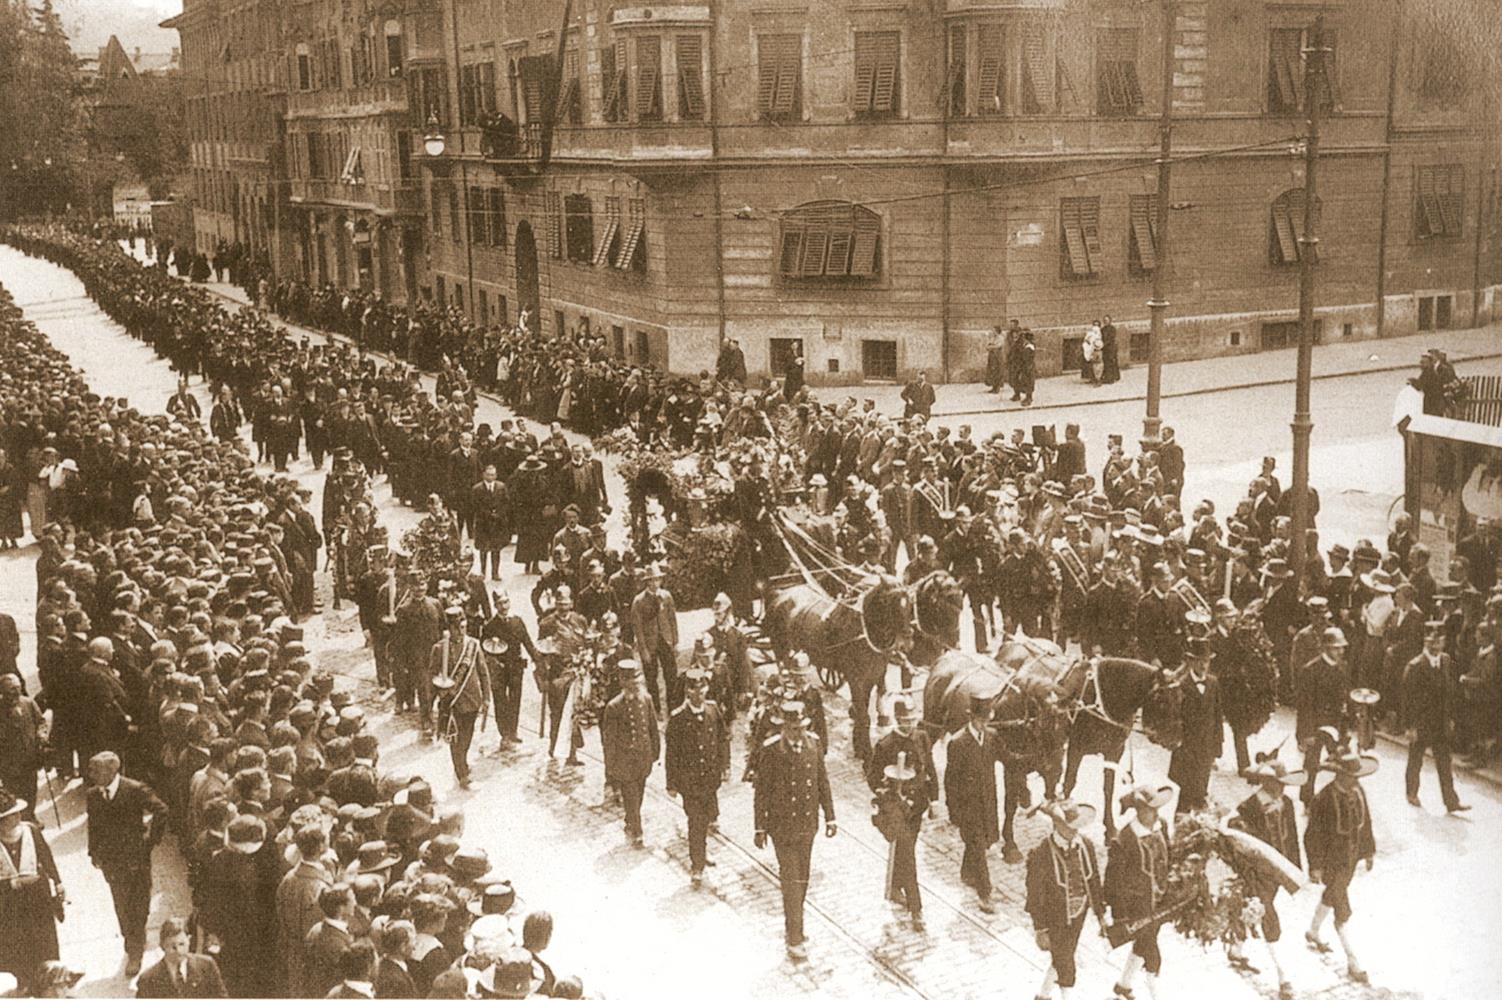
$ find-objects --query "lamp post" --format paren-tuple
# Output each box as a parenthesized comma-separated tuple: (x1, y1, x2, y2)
(423, 113, 446, 158)
(1142, 0, 1176, 450)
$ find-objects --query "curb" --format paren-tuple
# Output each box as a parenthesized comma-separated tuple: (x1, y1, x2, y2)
(922, 350, 1502, 418)
(1374, 729, 1502, 791)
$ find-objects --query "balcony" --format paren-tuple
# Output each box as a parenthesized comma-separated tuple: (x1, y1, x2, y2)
(285, 77, 409, 120)
(289, 177, 421, 216)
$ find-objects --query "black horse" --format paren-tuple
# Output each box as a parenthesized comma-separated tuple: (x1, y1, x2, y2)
(925, 646, 1183, 859)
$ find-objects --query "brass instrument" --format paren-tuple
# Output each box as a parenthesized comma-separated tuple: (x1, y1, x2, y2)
(1350, 688, 1381, 751)
(1050, 537, 1090, 592)
(1171, 576, 1213, 627)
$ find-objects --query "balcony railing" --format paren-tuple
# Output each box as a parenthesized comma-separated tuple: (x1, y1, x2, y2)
(290, 177, 421, 215)
(286, 77, 409, 117)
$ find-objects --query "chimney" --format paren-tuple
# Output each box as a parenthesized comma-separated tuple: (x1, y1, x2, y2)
(134, 46, 142, 64)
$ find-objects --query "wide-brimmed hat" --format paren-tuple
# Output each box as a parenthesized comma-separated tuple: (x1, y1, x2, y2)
(1242, 755, 1308, 788)
(477, 947, 537, 999)
(392, 779, 434, 812)
(1118, 782, 1175, 813)
(1360, 568, 1396, 594)
(0, 788, 28, 820)
(350, 840, 401, 874)
(516, 455, 547, 472)
(883, 751, 917, 783)
(641, 562, 664, 581)
(451, 848, 493, 884)
(1040, 797, 1097, 831)
(467, 880, 517, 917)
(1262, 557, 1294, 580)
(1321, 747, 1379, 778)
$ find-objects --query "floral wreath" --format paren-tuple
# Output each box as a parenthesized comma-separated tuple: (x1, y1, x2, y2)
(1163, 812, 1264, 949)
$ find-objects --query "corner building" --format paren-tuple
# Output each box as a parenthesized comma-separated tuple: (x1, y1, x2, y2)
(170, 0, 1501, 383)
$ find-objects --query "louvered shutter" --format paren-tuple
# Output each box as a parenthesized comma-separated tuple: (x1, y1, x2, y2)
(1439, 167, 1463, 235)
(801, 206, 831, 277)
(778, 227, 805, 276)
(873, 33, 899, 113)
(773, 39, 799, 115)
(1081, 200, 1102, 271)
(636, 36, 662, 119)
(490, 189, 507, 247)
(1270, 29, 1304, 112)
(616, 202, 646, 269)
(548, 192, 563, 258)
(1022, 23, 1053, 112)
(676, 35, 705, 119)
(593, 199, 620, 266)
(1272, 193, 1300, 262)
(947, 23, 966, 116)
(469, 186, 488, 245)
(757, 38, 778, 116)
(853, 35, 877, 111)
(849, 212, 881, 277)
(1130, 195, 1157, 271)
(977, 24, 1004, 114)
(1061, 199, 1090, 276)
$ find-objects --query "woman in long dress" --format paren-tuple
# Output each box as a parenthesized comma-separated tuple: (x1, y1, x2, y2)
(0, 449, 23, 548)
(0, 788, 64, 996)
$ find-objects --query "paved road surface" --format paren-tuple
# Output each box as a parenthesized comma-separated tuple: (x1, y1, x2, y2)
(1, 244, 1498, 1000)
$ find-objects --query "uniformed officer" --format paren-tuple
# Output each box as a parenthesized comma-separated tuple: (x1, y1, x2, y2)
(602, 660, 660, 846)
(871, 751, 926, 929)
(430, 607, 491, 789)
(753, 701, 837, 960)
(665, 668, 728, 885)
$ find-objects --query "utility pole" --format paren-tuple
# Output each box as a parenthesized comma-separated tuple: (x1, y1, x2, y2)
(1290, 15, 1327, 584)
(1142, 0, 1175, 448)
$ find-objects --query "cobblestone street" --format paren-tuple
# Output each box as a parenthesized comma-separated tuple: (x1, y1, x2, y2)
(2, 244, 1499, 1000)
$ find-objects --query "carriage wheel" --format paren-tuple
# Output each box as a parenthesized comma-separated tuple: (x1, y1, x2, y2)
(816, 663, 842, 693)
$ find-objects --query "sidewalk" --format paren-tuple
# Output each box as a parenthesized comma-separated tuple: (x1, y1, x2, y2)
(811, 325, 1502, 417)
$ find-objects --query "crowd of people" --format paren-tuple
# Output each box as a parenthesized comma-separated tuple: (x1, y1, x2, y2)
(0, 223, 1498, 1000)
(0, 229, 596, 1000)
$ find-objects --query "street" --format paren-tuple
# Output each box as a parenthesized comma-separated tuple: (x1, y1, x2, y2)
(2, 243, 1500, 1000)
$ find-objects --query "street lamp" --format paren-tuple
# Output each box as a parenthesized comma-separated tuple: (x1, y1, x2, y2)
(422, 113, 446, 158)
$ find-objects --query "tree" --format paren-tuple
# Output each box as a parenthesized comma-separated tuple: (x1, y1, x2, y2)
(0, 0, 83, 218)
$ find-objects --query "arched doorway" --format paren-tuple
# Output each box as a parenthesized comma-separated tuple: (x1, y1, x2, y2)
(515, 220, 540, 331)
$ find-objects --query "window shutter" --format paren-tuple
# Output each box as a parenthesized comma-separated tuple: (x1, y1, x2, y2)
(1270, 29, 1305, 111)
(616, 200, 646, 269)
(977, 24, 1004, 114)
(1130, 195, 1157, 271)
(1081, 200, 1102, 270)
(778, 228, 805, 277)
(490, 189, 507, 247)
(1271, 191, 1302, 263)
(853, 35, 877, 111)
(773, 39, 799, 115)
(1318, 30, 1339, 109)
(873, 33, 899, 113)
(613, 41, 629, 119)
(947, 23, 966, 116)
(849, 214, 880, 277)
(548, 192, 563, 258)
(757, 38, 779, 116)
(469, 185, 488, 245)
(1022, 23, 1053, 112)
(825, 229, 854, 276)
(1061, 198, 1096, 277)
(636, 36, 662, 119)
(593, 198, 620, 266)
(1439, 166, 1463, 235)
(676, 35, 705, 119)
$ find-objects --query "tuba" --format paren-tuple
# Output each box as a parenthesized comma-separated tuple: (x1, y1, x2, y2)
(1349, 688, 1381, 751)
(1171, 576, 1213, 627)
(1050, 537, 1090, 593)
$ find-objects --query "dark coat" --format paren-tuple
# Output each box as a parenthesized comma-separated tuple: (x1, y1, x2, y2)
(1403, 653, 1456, 738)
(943, 728, 998, 845)
(602, 693, 659, 783)
(133, 953, 228, 998)
(1026, 835, 1104, 929)
(753, 734, 835, 839)
(1170, 674, 1223, 769)
(374, 957, 416, 999)
(865, 729, 937, 807)
(1105, 823, 1170, 923)
(665, 701, 727, 796)
(86, 777, 168, 869)
(1230, 792, 1301, 897)
(1304, 781, 1375, 875)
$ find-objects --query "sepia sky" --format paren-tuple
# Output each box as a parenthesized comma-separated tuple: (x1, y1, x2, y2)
(57, 0, 180, 55)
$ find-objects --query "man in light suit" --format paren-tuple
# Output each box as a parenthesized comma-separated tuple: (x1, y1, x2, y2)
(631, 563, 679, 714)
(134, 917, 227, 998)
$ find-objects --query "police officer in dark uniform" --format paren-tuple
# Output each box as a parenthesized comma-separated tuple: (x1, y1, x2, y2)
(753, 701, 836, 960)
(665, 667, 728, 885)
(480, 592, 540, 748)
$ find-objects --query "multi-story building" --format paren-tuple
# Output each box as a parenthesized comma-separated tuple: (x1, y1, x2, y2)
(279, 0, 425, 303)
(168, 0, 1499, 383)
(161, 0, 290, 267)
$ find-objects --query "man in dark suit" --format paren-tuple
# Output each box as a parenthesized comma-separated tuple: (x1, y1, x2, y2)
(944, 694, 999, 913)
(77, 636, 133, 766)
(560, 443, 609, 527)
(1025, 799, 1106, 1000)
(1157, 425, 1185, 498)
(471, 464, 512, 581)
(86, 751, 168, 974)
(753, 702, 836, 960)
(665, 668, 727, 884)
(445, 432, 483, 540)
(1135, 563, 1185, 669)
(1052, 423, 1086, 486)
(901, 370, 937, 420)
(1403, 623, 1469, 813)
(603, 661, 660, 845)
(1169, 638, 1223, 812)
(375, 919, 417, 998)
(133, 917, 227, 998)
(302, 884, 357, 998)
(1106, 783, 1174, 1000)
(865, 697, 936, 812)
(326, 940, 378, 998)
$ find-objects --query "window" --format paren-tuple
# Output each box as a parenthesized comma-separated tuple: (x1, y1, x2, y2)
(564, 193, 594, 262)
(1418, 297, 1434, 331)
(448, 186, 461, 242)
(431, 182, 444, 236)
(862, 340, 897, 380)
(1130, 331, 1150, 363)
(601, 40, 628, 122)
(676, 35, 705, 120)
(613, 324, 626, 359)
(452, 282, 464, 309)
(1268, 26, 1337, 114)
(460, 61, 496, 125)
(615, 198, 646, 271)
(634, 36, 663, 121)
(478, 289, 489, 324)
(1417, 42, 1468, 107)
(594, 196, 621, 266)
(769, 338, 803, 376)
(385, 20, 403, 78)
(976, 24, 1005, 116)
(546, 192, 563, 258)
(322, 39, 342, 90)
(1096, 29, 1142, 116)
(468, 186, 488, 246)
(1261, 320, 1298, 349)
(635, 330, 652, 365)
(435, 275, 446, 304)
(946, 24, 966, 116)
(296, 44, 312, 91)
(306, 132, 324, 178)
(853, 31, 900, 118)
(1020, 22, 1054, 113)
(396, 131, 412, 180)
(1128, 194, 1158, 275)
(1269, 189, 1319, 265)
(757, 34, 802, 121)
(1415, 165, 1464, 240)
(778, 201, 882, 279)
(518, 55, 551, 124)
(410, 67, 449, 126)
(1420, 295, 1454, 331)
(488, 189, 507, 248)
(1060, 197, 1102, 278)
